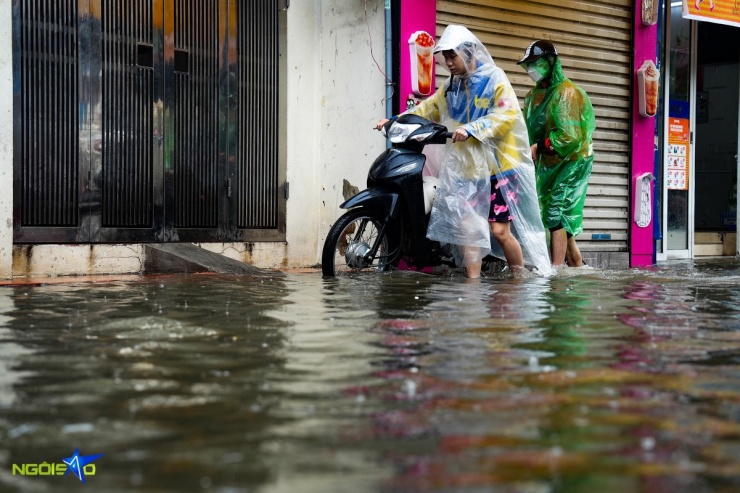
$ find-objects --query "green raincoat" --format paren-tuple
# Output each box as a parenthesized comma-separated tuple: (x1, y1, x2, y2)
(522, 58, 595, 236)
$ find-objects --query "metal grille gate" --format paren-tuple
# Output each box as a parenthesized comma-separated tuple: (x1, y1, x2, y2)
(12, 0, 285, 244)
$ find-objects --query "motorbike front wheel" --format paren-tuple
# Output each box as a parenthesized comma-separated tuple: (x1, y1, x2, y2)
(321, 208, 400, 277)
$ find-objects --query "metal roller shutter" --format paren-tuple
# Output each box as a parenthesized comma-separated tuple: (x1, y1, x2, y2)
(436, 0, 633, 252)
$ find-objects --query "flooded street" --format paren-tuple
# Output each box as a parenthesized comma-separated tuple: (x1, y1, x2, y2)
(1, 259, 739, 493)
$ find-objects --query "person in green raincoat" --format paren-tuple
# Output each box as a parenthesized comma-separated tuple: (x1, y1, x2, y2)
(518, 40, 596, 267)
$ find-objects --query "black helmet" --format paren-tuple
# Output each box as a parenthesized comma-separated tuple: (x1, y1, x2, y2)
(517, 40, 558, 65)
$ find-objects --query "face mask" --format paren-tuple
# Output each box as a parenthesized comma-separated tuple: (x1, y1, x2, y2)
(527, 58, 550, 83)
(527, 66, 544, 83)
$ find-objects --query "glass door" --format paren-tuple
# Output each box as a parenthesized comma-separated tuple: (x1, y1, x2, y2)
(661, 3, 695, 259)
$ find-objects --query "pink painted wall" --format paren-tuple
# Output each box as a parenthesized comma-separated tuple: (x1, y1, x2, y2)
(399, 0, 436, 109)
(630, 3, 659, 267)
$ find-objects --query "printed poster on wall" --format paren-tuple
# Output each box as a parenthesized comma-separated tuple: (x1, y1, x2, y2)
(667, 117, 690, 191)
(682, 0, 740, 28)
(399, 0, 436, 109)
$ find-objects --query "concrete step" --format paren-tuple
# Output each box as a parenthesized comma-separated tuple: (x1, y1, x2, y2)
(695, 232, 722, 244)
(144, 244, 272, 275)
(695, 243, 724, 257)
(694, 231, 737, 257)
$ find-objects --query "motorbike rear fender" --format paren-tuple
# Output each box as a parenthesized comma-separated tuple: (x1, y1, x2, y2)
(340, 188, 400, 219)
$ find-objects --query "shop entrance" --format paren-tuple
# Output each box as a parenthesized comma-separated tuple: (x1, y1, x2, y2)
(662, 5, 740, 259)
(693, 23, 740, 256)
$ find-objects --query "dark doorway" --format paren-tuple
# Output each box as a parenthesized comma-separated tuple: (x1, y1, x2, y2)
(694, 23, 740, 234)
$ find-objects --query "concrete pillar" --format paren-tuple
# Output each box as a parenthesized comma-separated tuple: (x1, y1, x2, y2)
(0, 0, 13, 279)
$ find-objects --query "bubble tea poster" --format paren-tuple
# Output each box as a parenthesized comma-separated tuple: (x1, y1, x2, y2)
(399, 0, 436, 103)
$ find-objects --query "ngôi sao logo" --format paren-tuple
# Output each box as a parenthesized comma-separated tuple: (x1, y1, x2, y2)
(12, 448, 104, 484)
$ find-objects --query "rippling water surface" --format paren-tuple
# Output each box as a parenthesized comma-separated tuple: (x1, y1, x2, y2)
(1, 259, 739, 492)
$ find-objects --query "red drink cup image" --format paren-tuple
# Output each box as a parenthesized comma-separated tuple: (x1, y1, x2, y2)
(637, 60, 660, 118)
(644, 63, 659, 116)
(409, 31, 435, 96)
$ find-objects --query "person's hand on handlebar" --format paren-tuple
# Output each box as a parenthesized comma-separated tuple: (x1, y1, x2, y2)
(452, 127, 470, 143)
(375, 118, 391, 130)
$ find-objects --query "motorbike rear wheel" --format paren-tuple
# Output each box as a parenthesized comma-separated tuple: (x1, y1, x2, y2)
(321, 208, 400, 277)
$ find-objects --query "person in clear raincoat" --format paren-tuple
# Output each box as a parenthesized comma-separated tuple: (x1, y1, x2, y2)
(518, 40, 596, 267)
(377, 25, 552, 278)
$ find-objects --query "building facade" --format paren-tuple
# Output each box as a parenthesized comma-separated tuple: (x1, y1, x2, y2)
(1, 1, 738, 278)
(1, 0, 389, 277)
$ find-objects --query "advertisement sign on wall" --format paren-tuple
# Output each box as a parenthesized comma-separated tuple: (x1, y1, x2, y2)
(407, 31, 435, 98)
(399, 0, 436, 108)
(667, 116, 690, 190)
(682, 0, 740, 28)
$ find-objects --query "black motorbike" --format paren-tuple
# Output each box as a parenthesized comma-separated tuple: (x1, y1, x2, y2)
(321, 114, 456, 277)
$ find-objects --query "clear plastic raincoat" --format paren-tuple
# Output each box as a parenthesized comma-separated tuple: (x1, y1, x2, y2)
(404, 25, 552, 275)
(522, 57, 596, 236)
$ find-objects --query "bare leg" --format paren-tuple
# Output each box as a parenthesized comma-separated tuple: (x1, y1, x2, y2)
(490, 221, 524, 270)
(550, 228, 567, 266)
(465, 263, 482, 278)
(462, 246, 482, 278)
(565, 235, 584, 267)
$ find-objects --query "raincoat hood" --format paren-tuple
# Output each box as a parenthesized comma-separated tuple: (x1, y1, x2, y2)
(539, 57, 567, 88)
(433, 25, 493, 77)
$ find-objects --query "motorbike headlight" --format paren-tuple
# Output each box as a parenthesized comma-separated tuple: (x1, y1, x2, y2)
(409, 131, 434, 142)
(386, 122, 421, 143)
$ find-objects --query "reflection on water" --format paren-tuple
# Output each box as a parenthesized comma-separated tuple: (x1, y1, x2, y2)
(1, 260, 739, 492)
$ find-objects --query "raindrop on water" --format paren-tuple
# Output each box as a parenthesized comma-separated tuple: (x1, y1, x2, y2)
(130, 470, 143, 486)
(641, 436, 656, 451)
(403, 380, 417, 398)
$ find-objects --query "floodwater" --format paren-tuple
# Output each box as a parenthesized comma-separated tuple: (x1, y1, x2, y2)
(1, 259, 739, 493)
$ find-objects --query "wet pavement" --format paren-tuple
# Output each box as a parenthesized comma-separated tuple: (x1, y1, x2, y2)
(0, 259, 739, 492)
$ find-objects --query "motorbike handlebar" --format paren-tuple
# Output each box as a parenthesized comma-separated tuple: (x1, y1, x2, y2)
(444, 132, 454, 139)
